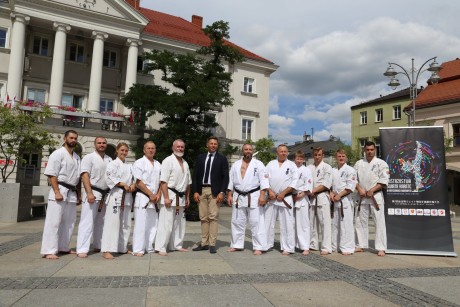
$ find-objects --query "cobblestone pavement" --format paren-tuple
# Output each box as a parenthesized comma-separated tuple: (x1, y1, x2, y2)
(0, 207, 459, 307)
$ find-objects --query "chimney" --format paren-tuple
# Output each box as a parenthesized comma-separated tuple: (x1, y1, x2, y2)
(126, 0, 140, 9)
(191, 15, 203, 28)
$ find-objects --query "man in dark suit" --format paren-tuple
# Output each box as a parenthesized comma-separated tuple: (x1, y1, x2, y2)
(192, 136, 229, 254)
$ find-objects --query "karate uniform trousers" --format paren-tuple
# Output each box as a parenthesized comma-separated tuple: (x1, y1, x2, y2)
(154, 206, 186, 253)
(295, 203, 310, 251)
(355, 198, 387, 251)
(331, 197, 355, 254)
(40, 199, 76, 255)
(231, 205, 267, 251)
(100, 194, 133, 253)
(76, 198, 106, 253)
(132, 204, 158, 254)
(309, 194, 332, 253)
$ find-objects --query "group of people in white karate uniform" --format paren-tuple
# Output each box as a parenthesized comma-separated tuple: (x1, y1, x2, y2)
(40, 129, 389, 260)
(227, 141, 389, 257)
(40, 130, 191, 260)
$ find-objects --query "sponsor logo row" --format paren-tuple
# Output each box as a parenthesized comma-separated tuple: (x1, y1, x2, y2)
(388, 208, 446, 216)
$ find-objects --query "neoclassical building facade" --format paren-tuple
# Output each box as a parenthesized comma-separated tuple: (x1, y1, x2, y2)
(0, 0, 278, 184)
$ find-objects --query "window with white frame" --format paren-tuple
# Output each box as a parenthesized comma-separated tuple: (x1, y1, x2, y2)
(393, 105, 401, 120)
(27, 88, 46, 103)
(360, 111, 367, 125)
(69, 43, 84, 63)
(243, 77, 255, 93)
(103, 49, 117, 68)
(100, 98, 114, 113)
(375, 108, 383, 122)
(32, 36, 49, 56)
(359, 138, 366, 157)
(0, 28, 6, 48)
(62, 94, 83, 109)
(242, 118, 253, 140)
(453, 123, 460, 147)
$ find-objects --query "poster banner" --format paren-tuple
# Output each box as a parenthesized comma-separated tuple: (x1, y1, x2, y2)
(380, 126, 456, 256)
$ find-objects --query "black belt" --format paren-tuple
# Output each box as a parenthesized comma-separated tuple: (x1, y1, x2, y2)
(168, 187, 185, 215)
(311, 189, 330, 217)
(91, 185, 110, 212)
(202, 184, 211, 187)
(234, 186, 260, 208)
(58, 181, 77, 191)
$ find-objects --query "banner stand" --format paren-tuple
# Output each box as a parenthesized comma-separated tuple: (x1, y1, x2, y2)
(386, 249, 457, 257)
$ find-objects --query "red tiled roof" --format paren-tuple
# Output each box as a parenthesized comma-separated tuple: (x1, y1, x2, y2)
(414, 58, 460, 110)
(138, 7, 273, 64)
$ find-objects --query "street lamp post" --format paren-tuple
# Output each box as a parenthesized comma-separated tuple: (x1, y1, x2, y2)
(383, 57, 442, 126)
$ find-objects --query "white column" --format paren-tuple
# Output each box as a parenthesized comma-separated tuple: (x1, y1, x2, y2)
(6, 13, 30, 100)
(87, 31, 108, 112)
(123, 38, 142, 115)
(48, 23, 71, 106)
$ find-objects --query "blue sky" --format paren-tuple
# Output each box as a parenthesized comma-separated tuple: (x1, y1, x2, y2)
(143, 0, 460, 145)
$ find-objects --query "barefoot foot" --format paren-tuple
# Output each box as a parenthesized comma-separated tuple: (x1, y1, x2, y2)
(302, 250, 310, 256)
(377, 250, 385, 257)
(253, 250, 262, 255)
(227, 248, 243, 252)
(102, 252, 114, 260)
(43, 254, 59, 260)
(77, 253, 88, 258)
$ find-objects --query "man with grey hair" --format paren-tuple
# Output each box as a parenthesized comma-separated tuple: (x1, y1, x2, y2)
(155, 139, 192, 256)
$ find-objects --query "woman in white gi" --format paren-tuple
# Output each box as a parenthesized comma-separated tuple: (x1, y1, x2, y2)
(293, 150, 313, 256)
(101, 143, 135, 260)
(330, 149, 357, 255)
(132, 141, 162, 256)
(227, 143, 269, 255)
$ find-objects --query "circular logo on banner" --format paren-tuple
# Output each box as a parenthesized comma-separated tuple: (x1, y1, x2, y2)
(385, 140, 443, 192)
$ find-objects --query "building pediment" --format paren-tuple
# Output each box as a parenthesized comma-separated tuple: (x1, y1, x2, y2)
(12, 0, 148, 38)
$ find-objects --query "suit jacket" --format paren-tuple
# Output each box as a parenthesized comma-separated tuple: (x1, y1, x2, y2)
(192, 151, 229, 197)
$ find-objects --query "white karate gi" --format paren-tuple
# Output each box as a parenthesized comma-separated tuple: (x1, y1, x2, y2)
(132, 156, 161, 254)
(265, 159, 298, 253)
(294, 165, 313, 251)
(331, 164, 357, 254)
(40, 147, 81, 255)
(228, 158, 269, 251)
(155, 154, 192, 253)
(309, 161, 333, 253)
(354, 157, 390, 251)
(100, 158, 134, 253)
(76, 151, 112, 254)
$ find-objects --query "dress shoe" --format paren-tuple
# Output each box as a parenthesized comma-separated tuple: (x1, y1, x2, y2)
(209, 246, 217, 254)
(192, 244, 209, 251)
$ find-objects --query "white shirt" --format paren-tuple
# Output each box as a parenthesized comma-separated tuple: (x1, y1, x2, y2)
(228, 158, 269, 208)
(44, 147, 81, 202)
(266, 159, 298, 207)
(331, 164, 357, 208)
(294, 165, 313, 208)
(132, 156, 161, 209)
(312, 161, 332, 205)
(80, 151, 112, 200)
(160, 154, 192, 206)
(105, 157, 134, 205)
(354, 157, 390, 205)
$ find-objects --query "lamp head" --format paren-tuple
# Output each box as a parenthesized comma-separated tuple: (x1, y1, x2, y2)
(388, 77, 400, 90)
(383, 65, 397, 77)
(428, 72, 441, 84)
(427, 59, 442, 72)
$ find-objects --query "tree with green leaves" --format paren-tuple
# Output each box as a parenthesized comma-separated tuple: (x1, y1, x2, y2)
(122, 20, 244, 164)
(253, 137, 276, 165)
(0, 106, 56, 182)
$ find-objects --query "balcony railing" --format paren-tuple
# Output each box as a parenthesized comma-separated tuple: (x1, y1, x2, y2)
(19, 105, 135, 133)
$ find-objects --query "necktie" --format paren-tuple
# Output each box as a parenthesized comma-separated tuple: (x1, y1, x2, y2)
(204, 153, 213, 184)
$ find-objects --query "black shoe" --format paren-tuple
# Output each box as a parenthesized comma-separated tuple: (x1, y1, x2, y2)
(192, 244, 209, 251)
(209, 246, 217, 254)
